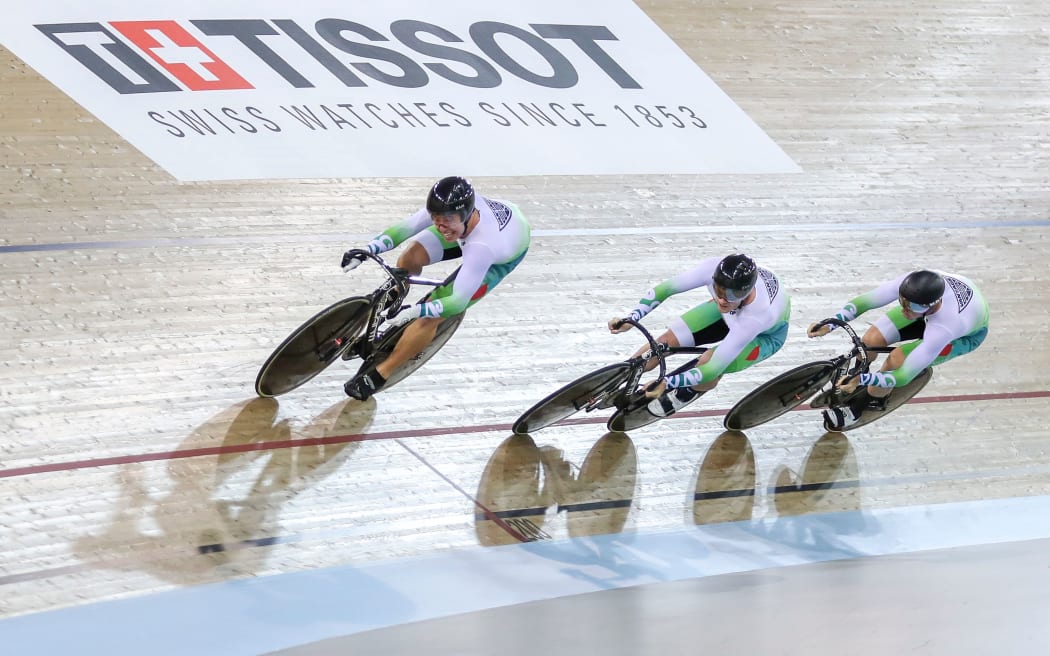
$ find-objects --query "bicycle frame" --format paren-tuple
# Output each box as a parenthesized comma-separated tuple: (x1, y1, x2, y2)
(511, 317, 712, 434)
(346, 249, 448, 358)
(809, 317, 894, 408)
(723, 316, 910, 431)
(256, 249, 459, 398)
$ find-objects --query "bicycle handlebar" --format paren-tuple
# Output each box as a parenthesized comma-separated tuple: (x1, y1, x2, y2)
(815, 317, 870, 375)
(619, 317, 667, 383)
(344, 248, 447, 290)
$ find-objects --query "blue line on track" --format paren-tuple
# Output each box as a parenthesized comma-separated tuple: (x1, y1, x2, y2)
(3, 219, 1048, 253)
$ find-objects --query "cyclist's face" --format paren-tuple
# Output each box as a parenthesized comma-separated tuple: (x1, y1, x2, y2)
(713, 284, 745, 312)
(431, 212, 465, 241)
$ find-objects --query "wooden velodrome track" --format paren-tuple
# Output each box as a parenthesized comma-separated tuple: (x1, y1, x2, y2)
(2, 0, 1049, 629)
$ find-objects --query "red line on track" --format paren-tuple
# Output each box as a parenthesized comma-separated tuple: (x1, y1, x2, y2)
(2, 390, 1048, 480)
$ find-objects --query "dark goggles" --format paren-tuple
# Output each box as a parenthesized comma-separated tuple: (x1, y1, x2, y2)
(900, 295, 937, 313)
(715, 283, 752, 303)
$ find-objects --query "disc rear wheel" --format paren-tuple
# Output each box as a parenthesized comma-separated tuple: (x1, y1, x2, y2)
(841, 368, 932, 431)
(607, 386, 705, 433)
(361, 312, 466, 391)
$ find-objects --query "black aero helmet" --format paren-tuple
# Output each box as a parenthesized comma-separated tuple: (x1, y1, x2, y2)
(427, 176, 475, 222)
(899, 269, 945, 309)
(713, 254, 758, 302)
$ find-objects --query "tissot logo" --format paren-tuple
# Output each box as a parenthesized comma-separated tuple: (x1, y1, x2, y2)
(36, 18, 641, 95)
(110, 20, 253, 91)
(4, 0, 801, 179)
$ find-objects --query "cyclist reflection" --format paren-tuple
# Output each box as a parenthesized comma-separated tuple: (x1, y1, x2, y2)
(474, 432, 637, 545)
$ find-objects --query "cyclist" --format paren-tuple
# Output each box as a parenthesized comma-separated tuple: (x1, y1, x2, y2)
(609, 254, 791, 419)
(340, 176, 530, 400)
(808, 269, 990, 430)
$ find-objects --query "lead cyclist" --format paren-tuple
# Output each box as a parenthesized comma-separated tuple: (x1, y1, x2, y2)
(340, 176, 530, 400)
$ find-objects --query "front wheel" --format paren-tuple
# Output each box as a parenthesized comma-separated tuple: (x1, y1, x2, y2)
(723, 361, 836, 430)
(255, 297, 372, 398)
(513, 363, 633, 435)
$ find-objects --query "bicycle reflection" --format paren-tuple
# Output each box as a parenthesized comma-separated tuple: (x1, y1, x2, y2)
(74, 396, 375, 582)
(692, 430, 757, 524)
(768, 432, 860, 516)
(691, 430, 861, 524)
(474, 432, 637, 546)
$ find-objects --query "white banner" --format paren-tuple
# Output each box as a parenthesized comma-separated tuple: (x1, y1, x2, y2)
(1, 0, 800, 181)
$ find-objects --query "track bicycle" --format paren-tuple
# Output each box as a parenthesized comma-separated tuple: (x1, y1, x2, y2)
(254, 249, 464, 398)
(512, 318, 708, 435)
(723, 317, 932, 431)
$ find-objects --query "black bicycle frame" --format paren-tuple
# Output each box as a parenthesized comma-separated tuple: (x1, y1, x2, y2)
(809, 316, 895, 407)
(347, 249, 449, 358)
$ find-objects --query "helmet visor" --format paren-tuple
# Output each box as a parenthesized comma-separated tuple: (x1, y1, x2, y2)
(714, 283, 751, 303)
(899, 294, 935, 314)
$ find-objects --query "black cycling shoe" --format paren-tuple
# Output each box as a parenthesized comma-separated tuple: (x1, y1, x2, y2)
(345, 370, 385, 400)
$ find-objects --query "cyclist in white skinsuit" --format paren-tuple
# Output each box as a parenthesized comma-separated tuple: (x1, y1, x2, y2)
(610, 254, 791, 418)
(340, 176, 530, 400)
(809, 269, 990, 430)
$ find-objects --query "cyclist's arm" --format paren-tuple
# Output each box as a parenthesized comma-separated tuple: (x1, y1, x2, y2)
(665, 324, 762, 389)
(860, 324, 952, 388)
(627, 259, 716, 322)
(365, 209, 432, 254)
(832, 274, 907, 323)
(416, 244, 495, 319)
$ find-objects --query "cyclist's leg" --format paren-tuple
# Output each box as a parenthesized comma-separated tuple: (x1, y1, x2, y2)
(640, 303, 735, 417)
(669, 301, 729, 387)
(373, 316, 445, 381)
(643, 301, 729, 388)
(864, 308, 925, 400)
(826, 310, 926, 423)
(375, 243, 525, 381)
(822, 310, 924, 428)
(396, 242, 430, 276)
(629, 300, 725, 372)
(710, 320, 790, 391)
(829, 325, 985, 430)
(631, 330, 681, 371)
(370, 227, 460, 381)
(890, 325, 988, 372)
